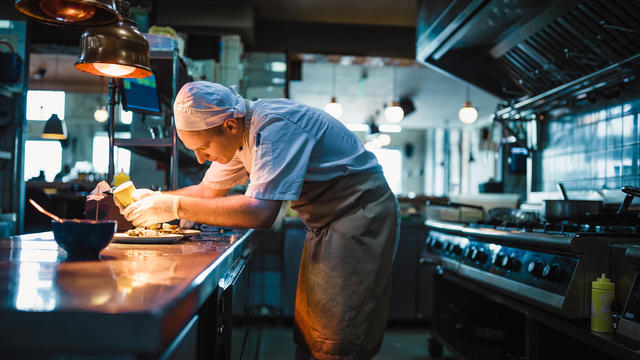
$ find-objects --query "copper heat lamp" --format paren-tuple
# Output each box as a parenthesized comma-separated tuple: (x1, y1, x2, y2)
(74, 16, 152, 78)
(14, 0, 119, 27)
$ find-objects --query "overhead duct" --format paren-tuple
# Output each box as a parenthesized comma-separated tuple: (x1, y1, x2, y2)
(416, 0, 640, 106)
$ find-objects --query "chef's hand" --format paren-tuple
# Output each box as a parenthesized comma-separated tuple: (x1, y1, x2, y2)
(114, 188, 156, 212)
(87, 180, 111, 201)
(122, 193, 180, 227)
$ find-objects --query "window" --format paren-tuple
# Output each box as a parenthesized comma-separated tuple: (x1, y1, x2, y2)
(26, 90, 65, 121)
(120, 109, 132, 124)
(371, 148, 402, 194)
(92, 133, 131, 174)
(24, 140, 62, 181)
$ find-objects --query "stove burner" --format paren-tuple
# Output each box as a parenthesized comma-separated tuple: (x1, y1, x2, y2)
(474, 217, 640, 236)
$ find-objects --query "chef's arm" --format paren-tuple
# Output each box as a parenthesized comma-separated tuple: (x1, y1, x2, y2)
(163, 182, 229, 198)
(177, 195, 282, 230)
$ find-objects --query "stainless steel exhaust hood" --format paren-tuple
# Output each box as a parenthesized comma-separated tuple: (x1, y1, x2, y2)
(417, 0, 640, 106)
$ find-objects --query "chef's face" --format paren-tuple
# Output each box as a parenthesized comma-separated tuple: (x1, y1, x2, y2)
(178, 119, 242, 164)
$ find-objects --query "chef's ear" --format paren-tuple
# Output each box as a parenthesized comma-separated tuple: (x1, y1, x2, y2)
(223, 118, 240, 134)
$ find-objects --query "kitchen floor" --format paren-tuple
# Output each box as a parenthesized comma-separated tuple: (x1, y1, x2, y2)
(257, 324, 451, 360)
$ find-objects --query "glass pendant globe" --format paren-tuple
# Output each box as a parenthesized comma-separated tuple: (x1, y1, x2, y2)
(378, 133, 391, 146)
(94, 106, 108, 123)
(458, 101, 478, 124)
(384, 102, 404, 124)
(324, 97, 343, 119)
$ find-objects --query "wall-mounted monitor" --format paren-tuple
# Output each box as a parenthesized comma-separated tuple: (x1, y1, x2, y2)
(121, 73, 162, 115)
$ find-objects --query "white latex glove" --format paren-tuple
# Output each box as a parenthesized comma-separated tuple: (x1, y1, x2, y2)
(114, 188, 156, 212)
(122, 193, 180, 227)
(87, 180, 111, 201)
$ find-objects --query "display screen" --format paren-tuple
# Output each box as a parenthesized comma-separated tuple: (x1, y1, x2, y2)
(122, 74, 162, 115)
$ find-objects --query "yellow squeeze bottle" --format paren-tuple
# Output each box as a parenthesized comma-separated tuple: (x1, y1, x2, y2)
(113, 170, 130, 187)
(112, 181, 136, 208)
(591, 273, 615, 333)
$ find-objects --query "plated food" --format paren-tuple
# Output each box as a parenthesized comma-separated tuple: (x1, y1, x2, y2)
(112, 223, 201, 244)
(125, 223, 184, 236)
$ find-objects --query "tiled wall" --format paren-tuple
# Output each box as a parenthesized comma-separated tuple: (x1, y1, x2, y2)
(540, 89, 640, 192)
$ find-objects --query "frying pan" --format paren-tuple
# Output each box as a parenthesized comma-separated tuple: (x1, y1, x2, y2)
(542, 183, 602, 221)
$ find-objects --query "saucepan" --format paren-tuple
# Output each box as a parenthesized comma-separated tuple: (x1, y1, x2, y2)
(542, 183, 602, 221)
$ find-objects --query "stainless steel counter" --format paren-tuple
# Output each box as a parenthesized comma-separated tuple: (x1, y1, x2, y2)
(0, 228, 254, 357)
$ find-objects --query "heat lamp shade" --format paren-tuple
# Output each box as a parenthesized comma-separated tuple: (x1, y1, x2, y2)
(458, 101, 478, 124)
(14, 0, 118, 27)
(384, 101, 404, 124)
(74, 18, 152, 78)
(323, 97, 343, 119)
(42, 113, 67, 140)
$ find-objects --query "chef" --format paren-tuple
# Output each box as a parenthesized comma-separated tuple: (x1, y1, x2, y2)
(122, 81, 399, 360)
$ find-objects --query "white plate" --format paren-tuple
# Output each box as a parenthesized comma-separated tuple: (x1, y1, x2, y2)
(180, 229, 201, 238)
(112, 233, 183, 244)
(182, 229, 201, 238)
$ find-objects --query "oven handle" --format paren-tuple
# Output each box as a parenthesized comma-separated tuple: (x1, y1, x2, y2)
(419, 258, 440, 266)
(218, 248, 252, 291)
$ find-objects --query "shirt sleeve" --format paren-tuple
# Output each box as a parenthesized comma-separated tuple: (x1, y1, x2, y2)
(201, 155, 249, 190)
(245, 117, 316, 201)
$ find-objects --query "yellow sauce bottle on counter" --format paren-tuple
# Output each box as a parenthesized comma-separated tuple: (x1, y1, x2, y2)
(591, 273, 615, 333)
(113, 170, 130, 187)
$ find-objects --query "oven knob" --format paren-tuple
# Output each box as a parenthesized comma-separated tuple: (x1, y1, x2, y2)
(542, 264, 563, 282)
(475, 250, 488, 263)
(469, 248, 478, 260)
(433, 240, 443, 249)
(443, 242, 451, 252)
(426, 237, 436, 248)
(463, 247, 472, 258)
(452, 245, 462, 255)
(527, 261, 544, 277)
(502, 256, 521, 271)
(492, 254, 505, 267)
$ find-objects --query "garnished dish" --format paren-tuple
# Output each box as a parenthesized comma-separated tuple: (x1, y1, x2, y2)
(113, 223, 200, 244)
(125, 223, 184, 236)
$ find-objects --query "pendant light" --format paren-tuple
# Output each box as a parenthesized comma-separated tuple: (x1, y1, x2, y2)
(40, 55, 67, 139)
(384, 66, 404, 124)
(458, 86, 478, 124)
(323, 63, 343, 119)
(94, 105, 108, 122)
(74, 14, 152, 78)
(14, 0, 119, 27)
(42, 114, 67, 140)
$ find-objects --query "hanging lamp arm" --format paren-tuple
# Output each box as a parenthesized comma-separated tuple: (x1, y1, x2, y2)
(332, 63, 337, 98)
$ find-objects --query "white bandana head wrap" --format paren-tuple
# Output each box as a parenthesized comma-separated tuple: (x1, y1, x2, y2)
(173, 81, 247, 131)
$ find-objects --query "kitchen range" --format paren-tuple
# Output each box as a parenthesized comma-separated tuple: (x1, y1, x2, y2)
(422, 188, 640, 359)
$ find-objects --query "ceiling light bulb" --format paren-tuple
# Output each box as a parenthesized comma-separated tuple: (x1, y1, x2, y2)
(458, 101, 478, 124)
(378, 133, 391, 146)
(324, 97, 343, 119)
(94, 106, 108, 123)
(93, 63, 136, 77)
(384, 101, 404, 123)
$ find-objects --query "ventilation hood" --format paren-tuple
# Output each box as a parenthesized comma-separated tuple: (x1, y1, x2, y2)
(417, 0, 640, 107)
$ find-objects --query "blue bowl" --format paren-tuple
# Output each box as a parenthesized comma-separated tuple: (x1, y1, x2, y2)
(52, 219, 117, 260)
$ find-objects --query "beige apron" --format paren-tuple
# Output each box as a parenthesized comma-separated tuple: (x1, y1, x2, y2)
(291, 170, 400, 360)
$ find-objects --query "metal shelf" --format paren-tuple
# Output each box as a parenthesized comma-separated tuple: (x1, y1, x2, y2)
(0, 151, 11, 160)
(113, 138, 172, 148)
